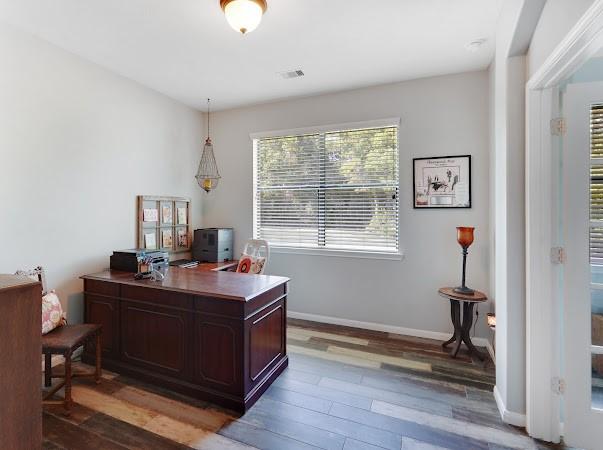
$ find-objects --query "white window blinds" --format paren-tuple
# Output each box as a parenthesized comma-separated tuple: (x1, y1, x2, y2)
(253, 123, 399, 253)
(591, 104, 603, 264)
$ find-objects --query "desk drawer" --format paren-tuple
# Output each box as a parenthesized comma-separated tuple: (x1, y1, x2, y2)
(244, 284, 287, 317)
(193, 295, 243, 317)
(121, 285, 192, 310)
(85, 279, 119, 298)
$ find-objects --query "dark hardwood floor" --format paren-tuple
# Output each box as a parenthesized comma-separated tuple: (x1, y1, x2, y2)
(42, 319, 574, 450)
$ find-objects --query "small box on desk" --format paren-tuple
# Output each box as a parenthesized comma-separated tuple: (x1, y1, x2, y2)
(193, 228, 233, 262)
(110, 249, 169, 273)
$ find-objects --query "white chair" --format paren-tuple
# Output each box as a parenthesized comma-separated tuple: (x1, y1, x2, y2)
(15, 266, 48, 294)
(237, 239, 270, 274)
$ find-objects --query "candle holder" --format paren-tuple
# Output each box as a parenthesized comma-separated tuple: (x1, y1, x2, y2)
(454, 226, 475, 295)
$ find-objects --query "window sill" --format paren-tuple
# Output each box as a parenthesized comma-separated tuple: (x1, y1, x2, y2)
(270, 246, 404, 261)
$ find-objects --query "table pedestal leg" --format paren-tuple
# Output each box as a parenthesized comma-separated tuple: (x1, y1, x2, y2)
(443, 300, 462, 350)
(460, 302, 486, 361)
(451, 306, 464, 357)
(443, 299, 487, 361)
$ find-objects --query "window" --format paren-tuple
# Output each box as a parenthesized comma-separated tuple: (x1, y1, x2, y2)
(592, 104, 603, 264)
(252, 120, 399, 255)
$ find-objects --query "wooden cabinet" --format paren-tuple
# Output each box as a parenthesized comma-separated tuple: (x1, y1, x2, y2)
(121, 301, 192, 379)
(82, 267, 288, 412)
(194, 314, 242, 395)
(248, 302, 285, 382)
(85, 293, 119, 358)
(0, 275, 42, 449)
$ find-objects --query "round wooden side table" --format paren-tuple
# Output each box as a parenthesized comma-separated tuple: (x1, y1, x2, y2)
(438, 287, 487, 360)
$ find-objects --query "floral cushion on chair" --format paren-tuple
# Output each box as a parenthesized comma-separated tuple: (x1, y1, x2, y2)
(236, 254, 266, 274)
(251, 257, 266, 274)
(42, 291, 66, 335)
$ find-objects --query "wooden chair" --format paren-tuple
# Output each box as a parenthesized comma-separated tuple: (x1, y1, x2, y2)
(42, 323, 102, 415)
(16, 267, 102, 416)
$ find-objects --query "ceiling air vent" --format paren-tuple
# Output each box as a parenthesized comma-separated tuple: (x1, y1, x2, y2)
(278, 69, 305, 79)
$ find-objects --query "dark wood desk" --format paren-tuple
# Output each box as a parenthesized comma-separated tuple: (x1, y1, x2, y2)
(81, 266, 289, 413)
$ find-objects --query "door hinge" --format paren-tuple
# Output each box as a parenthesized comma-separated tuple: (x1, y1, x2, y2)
(550, 117, 567, 136)
(551, 377, 566, 395)
(550, 247, 566, 264)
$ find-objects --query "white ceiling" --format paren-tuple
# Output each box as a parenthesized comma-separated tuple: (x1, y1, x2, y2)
(0, 0, 503, 111)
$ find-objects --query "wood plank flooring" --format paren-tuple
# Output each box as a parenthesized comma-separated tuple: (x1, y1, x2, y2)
(42, 319, 574, 450)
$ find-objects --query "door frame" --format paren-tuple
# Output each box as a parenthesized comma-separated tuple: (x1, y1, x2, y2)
(526, 0, 603, 443)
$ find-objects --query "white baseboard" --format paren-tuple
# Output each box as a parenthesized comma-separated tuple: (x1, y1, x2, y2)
(287, 310, 493, 350)
(485, 339, 496, 363)
(493, 385, 526, 428)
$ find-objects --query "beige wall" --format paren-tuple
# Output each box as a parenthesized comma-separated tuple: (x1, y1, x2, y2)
(202, 70, 491, 339)
(0, 24, 204, 321)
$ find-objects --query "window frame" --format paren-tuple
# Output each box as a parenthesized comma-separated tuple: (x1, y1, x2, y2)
(251, 118, 402, 260)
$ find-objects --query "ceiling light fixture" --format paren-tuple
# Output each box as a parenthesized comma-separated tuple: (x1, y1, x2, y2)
(464, 38, 487, 53)
(220, 0, 267, 34)
(195, 99, 221, 193)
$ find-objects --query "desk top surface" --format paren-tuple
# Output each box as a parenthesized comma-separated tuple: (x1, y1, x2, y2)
(82, 266, 289, 301)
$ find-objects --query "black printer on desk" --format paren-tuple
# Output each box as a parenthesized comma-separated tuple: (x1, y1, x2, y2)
(192, 228, 233, 262)
(110, 249, 170, 273)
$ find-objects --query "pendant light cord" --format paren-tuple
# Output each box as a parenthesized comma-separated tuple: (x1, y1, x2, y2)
(207, 98, 210, 138)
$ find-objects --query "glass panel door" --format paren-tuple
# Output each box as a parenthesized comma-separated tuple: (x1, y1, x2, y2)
(590, 104, 603, 410)
(563, 82, 603, 449)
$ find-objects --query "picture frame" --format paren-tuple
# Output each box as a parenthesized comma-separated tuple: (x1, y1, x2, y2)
(144, 231, 157, 250)
(413, 155, 471, 209)
(176, 227, 188, 249)
(177, 206, 187, 225)
(143, 208, 158, 222)
(161, 228, 173, 249)
(137, 196, 191, 253)
(161, 202, 173, 225)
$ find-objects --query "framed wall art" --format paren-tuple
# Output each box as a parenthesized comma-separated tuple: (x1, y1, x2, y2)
(413, 155, 471, 209)
(137, 195, 191, 253)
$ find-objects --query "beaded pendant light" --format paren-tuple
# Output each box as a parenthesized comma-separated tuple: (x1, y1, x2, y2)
(195, 99, 221, 193)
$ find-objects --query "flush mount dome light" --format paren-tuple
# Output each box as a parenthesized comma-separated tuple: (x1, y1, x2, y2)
(220, 0, 267, 34)
(464, 38, 487, 53)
